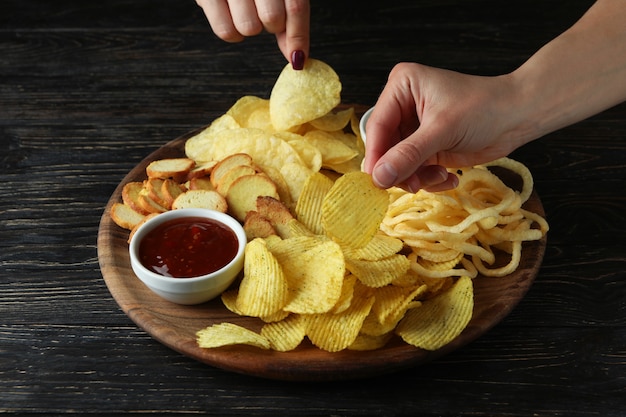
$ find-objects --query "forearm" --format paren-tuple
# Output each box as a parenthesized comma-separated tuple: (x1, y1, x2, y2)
(507, 0, 626, 142)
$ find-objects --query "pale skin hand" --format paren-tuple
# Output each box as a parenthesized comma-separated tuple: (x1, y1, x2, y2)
(195, 0, 310, 66)
(364, 0, 626, 192)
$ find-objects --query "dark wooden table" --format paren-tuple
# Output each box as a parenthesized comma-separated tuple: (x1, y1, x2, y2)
(2, 0, 624, 415)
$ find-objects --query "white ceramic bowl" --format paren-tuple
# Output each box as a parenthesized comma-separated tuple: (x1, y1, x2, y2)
(129, 208, 246, 305)
(359, 106, 375, 144)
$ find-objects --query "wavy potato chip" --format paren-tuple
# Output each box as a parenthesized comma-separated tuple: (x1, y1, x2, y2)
(196, 323, 270, 350)
(269, 236, 345, 314)
(295, 171, 334, 235)
(270, 59, 341, 131)
(306, 284, 375, 352)
(322, 171, 389, 249)
(396, 276, 474, 351)
(261, 314, 307, 352)
(345, 254, 410, 288)
(236, 239, 288, 317)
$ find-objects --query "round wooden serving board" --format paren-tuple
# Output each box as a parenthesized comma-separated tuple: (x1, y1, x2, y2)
(97, 120, 547, 381)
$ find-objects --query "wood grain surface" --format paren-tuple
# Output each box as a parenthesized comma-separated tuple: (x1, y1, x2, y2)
(1, 0, 624, 416)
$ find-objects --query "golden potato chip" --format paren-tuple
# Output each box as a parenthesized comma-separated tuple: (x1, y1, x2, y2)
(269, 58, 341, 131)
(196, 323, 270, 349)
(342, 234, 404, 261)
(210, 128, 306, 173)
(323, 156, 363, 175)
(304, 130, 359, 165)
(360, 286, 423, 338)
(260, 314, 307, 351)
(306, 284, 375, 352)
(184, 114, 241, 161)
(346, 254, 410, 288)
(370, 284, 428, 325)
(396, 276, 473, 351)
(260, 165, 294, 208)
(322, 171, 389, 249)
(348, 332, 393, 351)
(269, 236, 345, 314)
(274, 132, 323, 172)
(236, 239, 288, 317)
(295, 171, 334, 235)
(287, 218, 315, 237)
(279, 162, 313, 202)
(220, 289, 242, 315)
(330, 273, 358, 314)
(226, 95, 269, 126)
(309, 107, 354, 131)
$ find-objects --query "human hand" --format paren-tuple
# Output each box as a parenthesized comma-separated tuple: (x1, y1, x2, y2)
(363, 63, 529, 192)
(196, 0, 310, 69)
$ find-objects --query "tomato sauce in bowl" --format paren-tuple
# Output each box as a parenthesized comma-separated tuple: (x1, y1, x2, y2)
(138, 217, 238, 278)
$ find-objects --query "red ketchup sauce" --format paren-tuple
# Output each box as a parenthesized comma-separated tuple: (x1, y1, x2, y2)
(138, 216, 239, 278)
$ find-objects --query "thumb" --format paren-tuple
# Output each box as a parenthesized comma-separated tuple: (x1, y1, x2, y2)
(370, 123, 445, 189)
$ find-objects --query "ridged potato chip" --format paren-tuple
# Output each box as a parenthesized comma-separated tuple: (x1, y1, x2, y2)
(236, 239, 288, 317)
(295, 171, 334, 235)
(342, 234, 404, 261)
(322, 171, 389, 249)
(269, 59, 341, 131)
(261, 314, 307, 352)
(306, 283, 375, 352)
(269, 236, 345, 314)
(346, 254, 410, 288)
(396, 276, 474, 351)
(196, 323, 270, 350)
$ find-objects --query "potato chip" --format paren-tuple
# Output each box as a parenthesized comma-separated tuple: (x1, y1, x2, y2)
(279, 162, 313, 202)
(269, 59, 341, 131)
(303, 130, 359, 165)
(260, 314, 307, 352)
(346, 254, 410, 288)
(306, 284, 375, 352)
(322, 171, 389, 249)
(295, 171, 334, 235)
(330, 273, 358, 314)
(273, 131, 323, 172)
(236, 239, 288, 317)
(348, 332, 393, 351)
(226, 95, 269, 126)
(309, 107, 354, 131)
(396, 276, 473, 351)
(360, 284, 425, 337)
(196, 323, 270, 350)
(220, 289, 243, 315)
(184, 114, 241, 162)
(269, 236, 345, 314)
(260, 165, 294, 208)
(342, 234, 404, 261)
(371, 284, 428, 325)
(210, 128, 306, 173)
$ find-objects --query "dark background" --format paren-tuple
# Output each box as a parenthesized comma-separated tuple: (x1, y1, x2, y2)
(1, 1, 624, 416)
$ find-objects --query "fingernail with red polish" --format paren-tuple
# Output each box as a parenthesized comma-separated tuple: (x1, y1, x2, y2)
(291, 50, 305, 70)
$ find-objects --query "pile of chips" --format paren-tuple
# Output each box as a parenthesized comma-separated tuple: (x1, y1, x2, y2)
(185, 59, 364, 206)
(124, 58, 548, 353)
